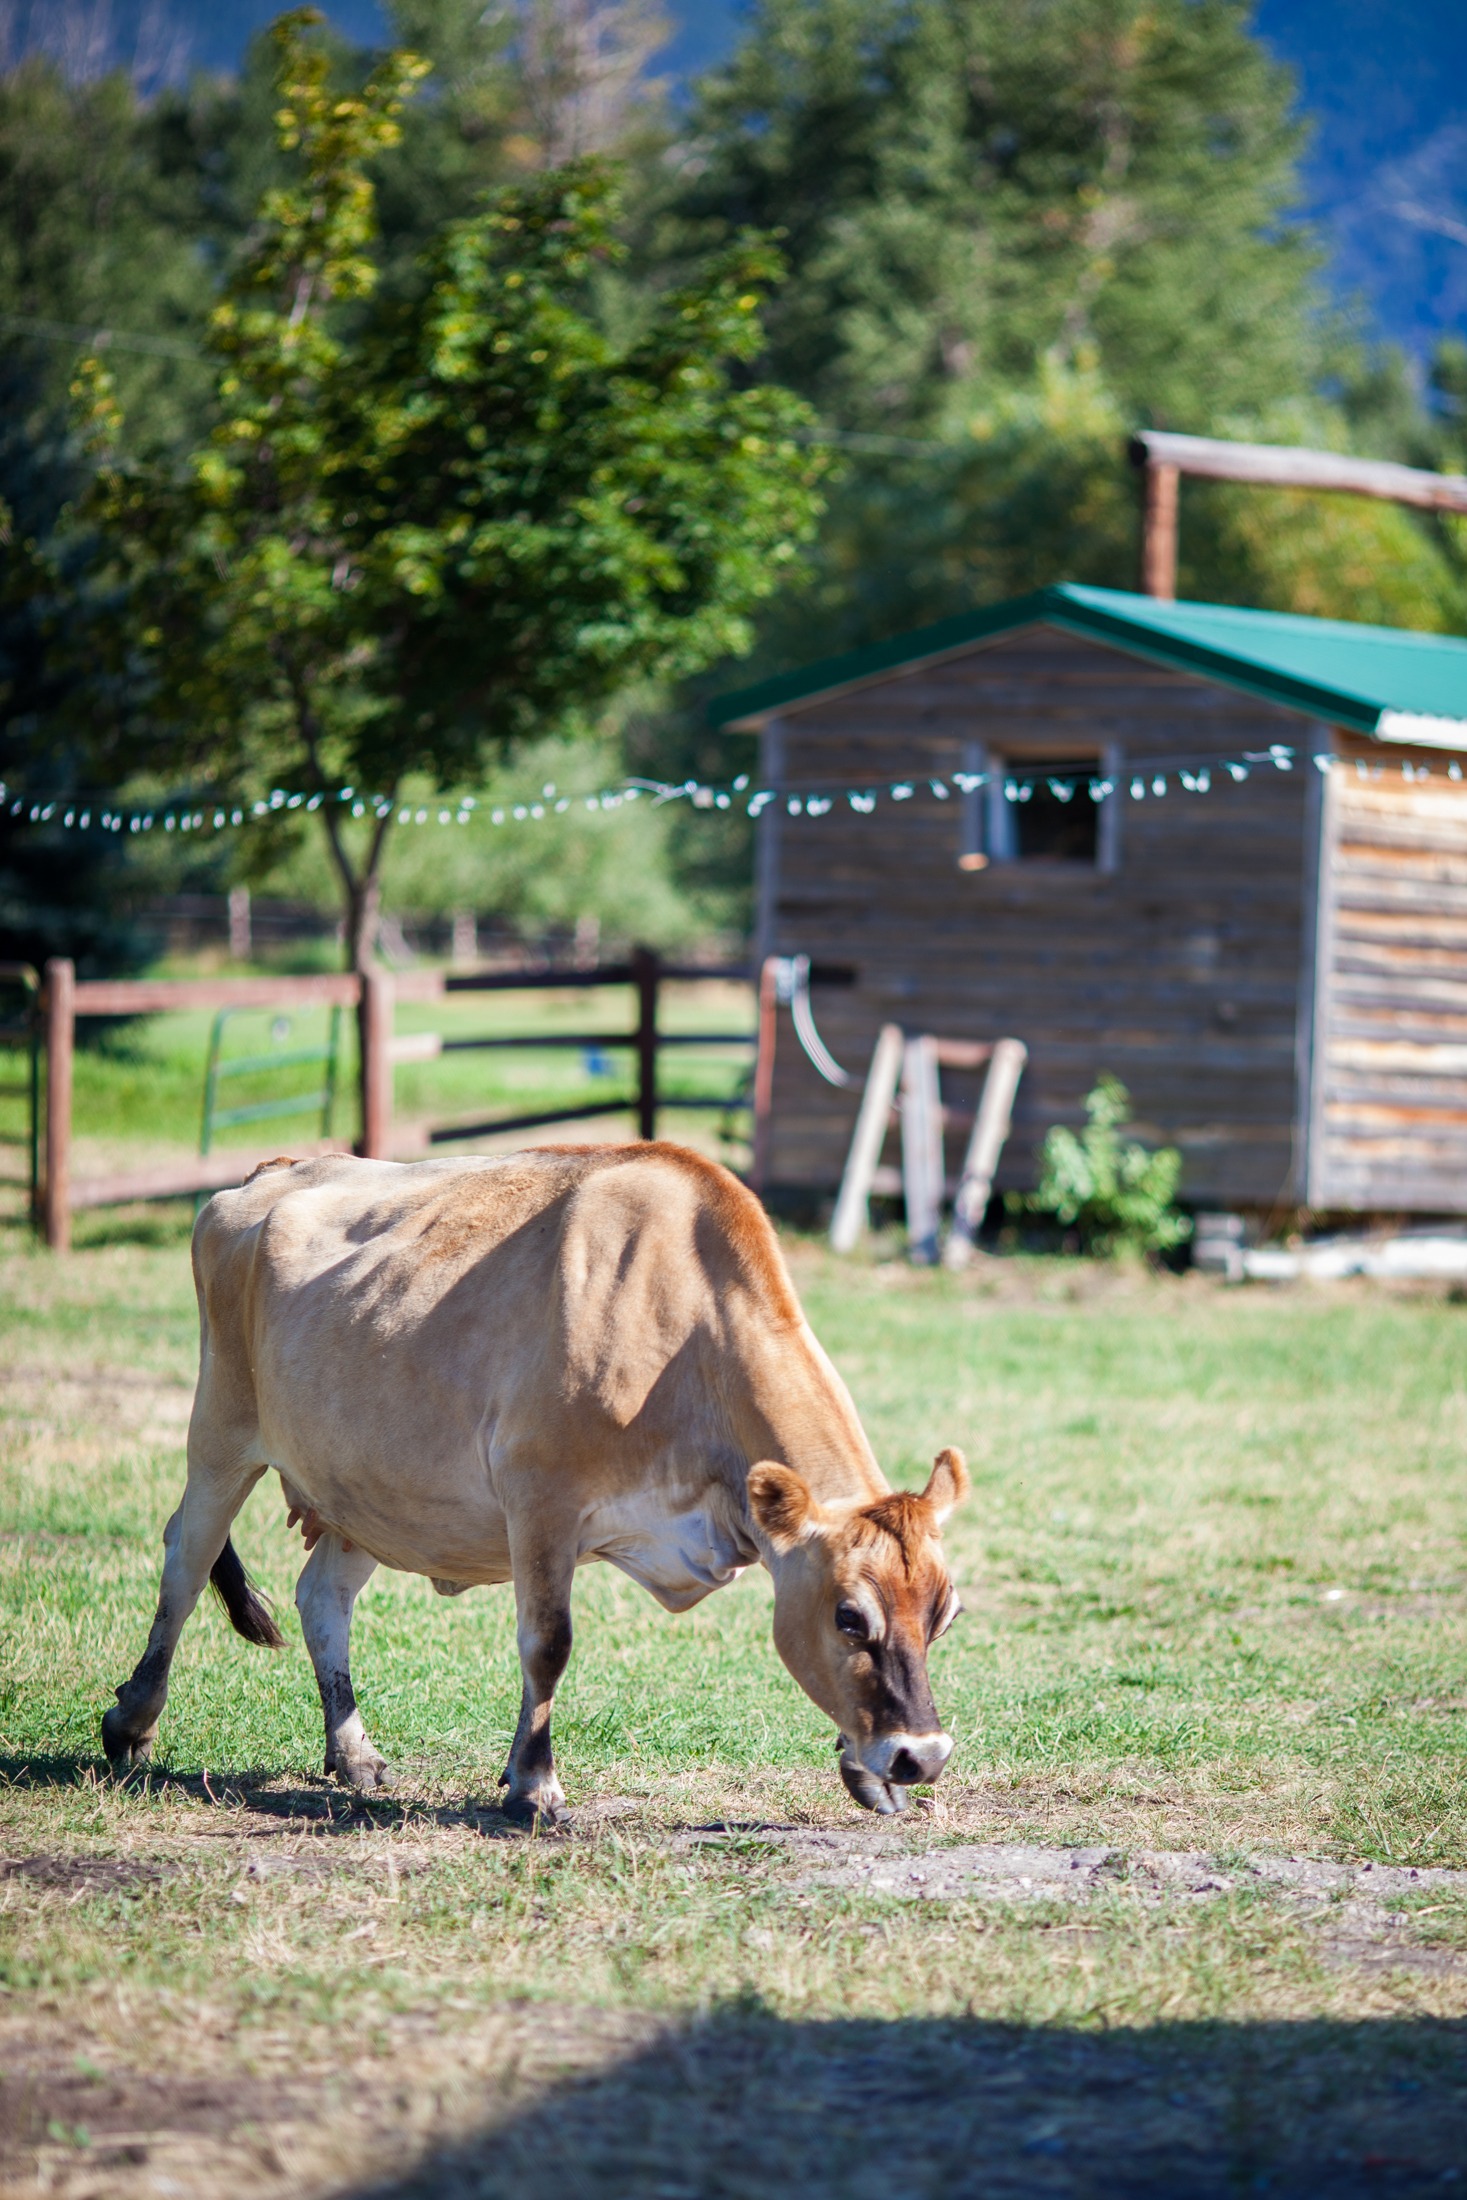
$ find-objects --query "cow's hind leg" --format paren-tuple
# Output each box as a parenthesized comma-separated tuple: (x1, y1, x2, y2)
(103, 1464, 274, 1771)
(500, 1537, 576, 1827)
(295, 1533, 388, 1790)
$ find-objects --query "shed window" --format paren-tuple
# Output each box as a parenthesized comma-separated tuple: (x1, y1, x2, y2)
(989, 758, 1100, 865)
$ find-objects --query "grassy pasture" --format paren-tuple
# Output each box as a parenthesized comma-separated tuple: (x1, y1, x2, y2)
(0, 1224, 1465, 2195)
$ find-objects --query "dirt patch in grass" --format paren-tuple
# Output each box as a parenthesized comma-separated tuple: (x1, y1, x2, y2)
(0, 1854, 167, 1895)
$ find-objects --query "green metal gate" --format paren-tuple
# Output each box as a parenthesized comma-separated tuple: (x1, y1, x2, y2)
(200, 1005, 343, 1156)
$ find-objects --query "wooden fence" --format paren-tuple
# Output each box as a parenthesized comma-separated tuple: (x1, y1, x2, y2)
(34, 953, 754, 1250)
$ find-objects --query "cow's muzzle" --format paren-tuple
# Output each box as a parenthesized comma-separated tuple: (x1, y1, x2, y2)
(838, 1729, 954, 1810)
(861, 1729, 953, 1786)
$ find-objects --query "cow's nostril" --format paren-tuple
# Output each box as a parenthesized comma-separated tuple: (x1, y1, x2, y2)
(888, 1748, 923, 1785)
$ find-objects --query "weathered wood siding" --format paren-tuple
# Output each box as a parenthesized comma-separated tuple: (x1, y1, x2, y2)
(762, 623, 1317, 1206)
(1309, 737, 1467, 1213)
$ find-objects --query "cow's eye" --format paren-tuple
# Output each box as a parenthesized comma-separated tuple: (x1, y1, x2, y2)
(835, 1602, 870, 1640)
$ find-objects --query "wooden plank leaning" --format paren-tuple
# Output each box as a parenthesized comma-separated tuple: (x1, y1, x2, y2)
(943, 1037, 1027, 1270)
(901, 1034, 944, 1265)
(829, 1023, 904, 1254)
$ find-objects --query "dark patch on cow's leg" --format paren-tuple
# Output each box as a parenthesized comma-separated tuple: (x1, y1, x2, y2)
(295, 1534, 386, 1790)
(102, 1635, 172, 1769)
(103, 1468, 265, 1773)
(500, 1552, 575, 1826)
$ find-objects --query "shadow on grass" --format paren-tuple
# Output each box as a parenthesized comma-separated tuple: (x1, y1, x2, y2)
(2, 1752, 853, 1850)
(0, 1749, 544, 1839)
(351, 2004, 1467, 2200)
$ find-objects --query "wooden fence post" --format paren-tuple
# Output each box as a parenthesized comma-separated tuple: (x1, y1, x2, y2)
(633, 947, 659, 1141)
(359, 969, 394, 1159)
(1139, 460, 1180, 600)
(750, 956, 780, 1194)
(42, 957, 74, 1252)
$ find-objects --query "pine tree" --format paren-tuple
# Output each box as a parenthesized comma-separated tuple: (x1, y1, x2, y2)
(646, 0, 1465, 658)
(664, 0, 1327, 435)
(0, 54, 211, 439)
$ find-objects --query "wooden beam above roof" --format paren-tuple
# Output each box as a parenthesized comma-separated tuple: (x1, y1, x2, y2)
(1130, 431, 1467, 603)
(1129, 431, 1467, 515)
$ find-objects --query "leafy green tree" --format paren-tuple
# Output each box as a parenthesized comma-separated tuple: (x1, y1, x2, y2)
(73, 8, 822, 1048)
(1014, 1074, 1190, 1259)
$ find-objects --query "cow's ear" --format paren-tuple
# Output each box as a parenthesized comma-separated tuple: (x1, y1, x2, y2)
(748, 1461, 817, 1551)
(923, 1447, 970, 1526)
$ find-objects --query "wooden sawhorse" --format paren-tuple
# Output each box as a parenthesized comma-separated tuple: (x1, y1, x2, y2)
(830, 1029, 1027, 1267)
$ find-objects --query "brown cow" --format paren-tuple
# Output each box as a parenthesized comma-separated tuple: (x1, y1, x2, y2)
(102, 1145, 968, 1819)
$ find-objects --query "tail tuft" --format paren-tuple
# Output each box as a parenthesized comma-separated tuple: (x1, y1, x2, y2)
(210, 1536, 286, 1649)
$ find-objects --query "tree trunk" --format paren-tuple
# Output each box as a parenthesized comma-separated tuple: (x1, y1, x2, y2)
(346, 870, 383, 1156)
(310, 766, 393, 1157)
(346, 870, 382, 979)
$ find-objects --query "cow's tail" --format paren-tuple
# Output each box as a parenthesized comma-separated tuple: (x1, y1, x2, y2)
(210, 1537, 286, 1649)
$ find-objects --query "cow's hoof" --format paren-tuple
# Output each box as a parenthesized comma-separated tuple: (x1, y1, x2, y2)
(838, 1755, 908, 1815)
(500, 1789, 568, 1829)
(101, 1706, 154, 1772)
(327, 1747, 393, 1792)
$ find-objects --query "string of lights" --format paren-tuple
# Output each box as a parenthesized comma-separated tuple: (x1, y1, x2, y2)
(1, 741, 1462, 838)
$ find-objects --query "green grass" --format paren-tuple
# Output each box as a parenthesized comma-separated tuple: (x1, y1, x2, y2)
(0, 1235, 1464, 2195)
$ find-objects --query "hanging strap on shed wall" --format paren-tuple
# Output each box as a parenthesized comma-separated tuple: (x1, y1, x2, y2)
(774, 955, 852, 1088)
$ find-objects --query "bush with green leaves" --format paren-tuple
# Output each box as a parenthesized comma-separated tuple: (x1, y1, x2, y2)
(1014, 1075, 1191, 1259)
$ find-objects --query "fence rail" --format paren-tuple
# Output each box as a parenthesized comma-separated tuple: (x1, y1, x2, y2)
(404, 949, 751, 1151)
(34, 951, 755, 1249)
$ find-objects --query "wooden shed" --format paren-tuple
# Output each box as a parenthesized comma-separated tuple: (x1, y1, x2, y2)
(711, 584, 1467, 1218)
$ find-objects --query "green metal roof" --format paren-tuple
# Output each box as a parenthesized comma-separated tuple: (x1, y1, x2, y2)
(708, 583, 1467, 743)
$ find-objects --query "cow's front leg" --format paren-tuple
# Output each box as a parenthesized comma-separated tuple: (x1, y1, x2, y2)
(500, 1539, 576, 1826)
(104, 1463, 266, 1770)
(295, 1532, 388, 1790)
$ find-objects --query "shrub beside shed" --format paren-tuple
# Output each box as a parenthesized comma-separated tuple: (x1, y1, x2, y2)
(711, 584, 1467, 1218)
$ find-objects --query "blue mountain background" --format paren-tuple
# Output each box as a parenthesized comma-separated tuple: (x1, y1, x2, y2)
(35, 0, 1467, 360)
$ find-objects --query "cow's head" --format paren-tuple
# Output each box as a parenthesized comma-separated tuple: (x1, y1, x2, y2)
(748, 1447, 969, 1814)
